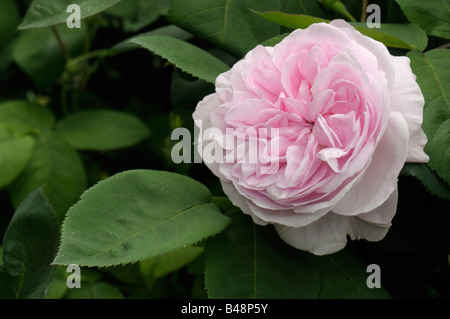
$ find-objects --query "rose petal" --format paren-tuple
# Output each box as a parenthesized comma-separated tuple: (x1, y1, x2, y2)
(348, 219, 390, 243)
(329, 20, 396, 90)
(347, 189, 398, 243)
(222, 181, 329, 227)
(220, 181, 269, 226)
(275, 213, 349, 255)
(358, 188, 398, 225)
(332, 111, 408, 215)
(390, 56, 429, 163)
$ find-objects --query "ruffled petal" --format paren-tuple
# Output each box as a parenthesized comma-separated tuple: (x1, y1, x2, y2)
(390, 56, 429, 163)
(275, 213, 349, 255)
(275, 190, 396, 255)
(220, 181, 268, 226)
(221, 181, 329, 227)
(357, 188, 398, 225)
(332, 111, 408, 215)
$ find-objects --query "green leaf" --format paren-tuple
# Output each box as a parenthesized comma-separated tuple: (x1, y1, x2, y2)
(395, 0, 450, 39)
(0, 100, 55, 135)
(126, 34, 229, 84)
(0, 126, 35, 189)
(254, 10, 426, 50)
(113, 25, 193, 52)
(211, 196, 237, 212)
(138, 246, 205, 289)
(106, 0, 170, 33)
(18, 0, 123, 30)
(167, 0, 280, 57)
(312, 248, 390, 298)
(8, 132, 87, 221)
(170, 72, 214, 108)
(106, 263, 143, 286)
(0, 38, 16, 73)
(0, 0, 21, 47)
(205, 210, 390, 298)
(260, 33, 289, 47)
(43, 266, 68, 299)
(53, 170, 230, 267)
(140, 246, 204, 279)
(252, 11, 329, 29)
(12, 25, 86, 90)
(105, 0, 139, 20)
(408, 49, 450, 184)
(65, 282, 124, 299)
(2, 187, 60, 299)
(349, 22, 428, 51)
(167, 0, 330, 57)
(281, 0, 331, 15)
(0, 269, 15, 298)
(56, 109, 150, 151)
(318, 0, 356, 21)
(401, 163, 450, 201)
(64, 268, 124, 299)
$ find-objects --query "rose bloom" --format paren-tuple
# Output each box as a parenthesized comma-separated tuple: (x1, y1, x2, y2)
(193, 20, 429, 255)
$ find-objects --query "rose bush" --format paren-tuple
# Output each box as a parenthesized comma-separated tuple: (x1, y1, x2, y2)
(193, 20, 429, 255)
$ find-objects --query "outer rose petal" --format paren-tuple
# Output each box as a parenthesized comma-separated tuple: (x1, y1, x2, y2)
(220, 181, 268, 226)
(275, 190, 397, 255)
(221, 181, 328, 227)
(329, 20, 396, 90)
(390, 56, 429, 163)
(358, 188, 398, 226)
(193, 93, 226, 181)
(275, 213, 349, 255)
(332, 111, 409, 215)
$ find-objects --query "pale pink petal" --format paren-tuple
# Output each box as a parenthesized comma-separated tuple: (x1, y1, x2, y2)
(390, 56, 429, 163)
(222, 181, 328, 227)
(329, 20, 396, 90)
(346, 189, 398, 243)
(215, 71, 233, 102)
(275, 213, 349, 255)
(193, 93, 219, 122)
(348, 219, 390, 243)
(224, 99, 279, 127)
(333, 111, 408, 215)
(358, 188, 398, 225)
(220, 181, 269, 226)
(302, 46, 330, 85)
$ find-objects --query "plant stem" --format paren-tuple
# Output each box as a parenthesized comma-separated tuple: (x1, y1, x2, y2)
(60, 83, 69, 115)
(70, 48, 117, 65)
(51, 26, 71, 61)
(361, 0, 368, 22)
(436, 42, 450, 50)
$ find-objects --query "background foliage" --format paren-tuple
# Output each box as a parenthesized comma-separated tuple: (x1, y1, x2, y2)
(0, 0, 449, 299)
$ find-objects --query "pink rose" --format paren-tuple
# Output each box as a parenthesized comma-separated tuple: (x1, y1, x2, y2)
(193, 20, 429, 255)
